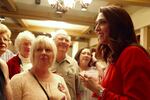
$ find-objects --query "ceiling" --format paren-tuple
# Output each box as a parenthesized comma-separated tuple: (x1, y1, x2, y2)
(0, 0, 150, 43)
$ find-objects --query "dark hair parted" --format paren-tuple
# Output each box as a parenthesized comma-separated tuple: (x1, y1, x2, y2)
(99, 5, 138, 63)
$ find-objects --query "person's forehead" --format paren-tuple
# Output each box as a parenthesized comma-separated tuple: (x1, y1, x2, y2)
(0, 32, 9, 36)
(57, 34, 70, 40)
(96, 12, 105, 22)
(0, 32, 8, 36)
(82, 48, 91, 53)
(21, 39, 32, 43)
(36, 42, 52, 49)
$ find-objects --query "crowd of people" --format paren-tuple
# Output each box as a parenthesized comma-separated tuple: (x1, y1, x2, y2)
(0, 5, 150, 100)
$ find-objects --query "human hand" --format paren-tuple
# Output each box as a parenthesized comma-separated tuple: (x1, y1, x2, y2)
(92, 52, 97, 62)
(82, 74, 103, 93)
(79, 71, 86, 80)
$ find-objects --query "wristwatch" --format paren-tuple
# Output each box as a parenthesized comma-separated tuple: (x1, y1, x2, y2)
(98, 88, 105, 97)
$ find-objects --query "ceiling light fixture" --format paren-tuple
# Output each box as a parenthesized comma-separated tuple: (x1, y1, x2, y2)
(48, 0, 92, 14)
(80, 0, 92, 11)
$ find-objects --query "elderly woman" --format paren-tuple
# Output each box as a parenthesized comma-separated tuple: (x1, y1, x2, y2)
(0, 24, 13, 100)
(10, 35, 71, 100)
(7, 30, 35, 78)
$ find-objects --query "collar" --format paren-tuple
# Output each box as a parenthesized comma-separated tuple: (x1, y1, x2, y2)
(56, 54, 71, 64)
(18, 53, 30, 63)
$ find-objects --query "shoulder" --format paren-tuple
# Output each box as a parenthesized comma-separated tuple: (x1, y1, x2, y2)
(52, 73, 65, 82)
(7, 55, 19, 61)
(66, 55, 74, 61)
(117, 45, 150, 65)
(0, 59, 8, 74)
(10, 71, 30, 90)
(121, 45, 149, 58)
(0, 58, 8, 68)
(117, 45, 150, 71)
(66, 55, 80, 72)
(0, 59, 9, 80)
(4, 49, 15, 56)
(7, 55, 20, 64)
(66, 55, 78, 65)
(6, 49, 14, 54)
(10, 71, 28, 83)
(53, 73, 63, 78)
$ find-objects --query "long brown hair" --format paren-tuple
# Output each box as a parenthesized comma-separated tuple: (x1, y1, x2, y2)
(96, 44, 111, 63)
(98, 5, 138, 63)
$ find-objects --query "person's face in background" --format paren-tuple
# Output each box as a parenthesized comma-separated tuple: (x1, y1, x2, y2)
(19, 39, 32, 58)
(79, 48, 92, 66)
(95, 12, 110, 45)
(0, 33, 10, 56)
(55, 34, 70, 54)
(33, 43, 54, 68)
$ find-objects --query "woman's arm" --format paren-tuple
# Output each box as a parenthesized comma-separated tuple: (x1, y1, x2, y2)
(0, 59, 13, 100)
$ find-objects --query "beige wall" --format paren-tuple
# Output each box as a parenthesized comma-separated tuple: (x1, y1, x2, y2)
(89, 37, 98, 47)
(132, 7, 150, 30)
(78, 41, 89, 49)
(132, 7, 150, 53)
(69, 41, 88, 57)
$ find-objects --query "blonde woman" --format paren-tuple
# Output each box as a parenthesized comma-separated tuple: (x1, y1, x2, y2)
(10, 35, 71, 100)
(0, 24, 13, 100)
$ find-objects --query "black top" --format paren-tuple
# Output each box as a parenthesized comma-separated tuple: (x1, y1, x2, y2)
(0, 65, 6, 100)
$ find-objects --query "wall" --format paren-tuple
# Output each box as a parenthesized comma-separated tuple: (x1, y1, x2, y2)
(69, 41, 88, 57)
(132, 7, 150, 30)
(131, 7, 150, 53)
(89, 37, 98, 47)
(78, 41, 88, 49)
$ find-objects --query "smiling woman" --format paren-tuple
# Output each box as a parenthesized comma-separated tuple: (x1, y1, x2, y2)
(82, 5, 150, 100)
(95, 12, 110, 45)
(0, 23, 13, 100)
(0, 25, 11, 55)
(74, 47, 100, 100)
(7, 31, 35, 78)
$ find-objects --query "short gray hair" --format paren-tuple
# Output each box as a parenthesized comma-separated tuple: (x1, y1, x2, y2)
(30, 35, 57, 67)
(15, 30, 35, 51)
(52, 29, 71, 42)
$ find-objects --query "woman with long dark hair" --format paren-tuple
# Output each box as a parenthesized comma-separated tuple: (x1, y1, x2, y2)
(81, 5, 150, 100)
